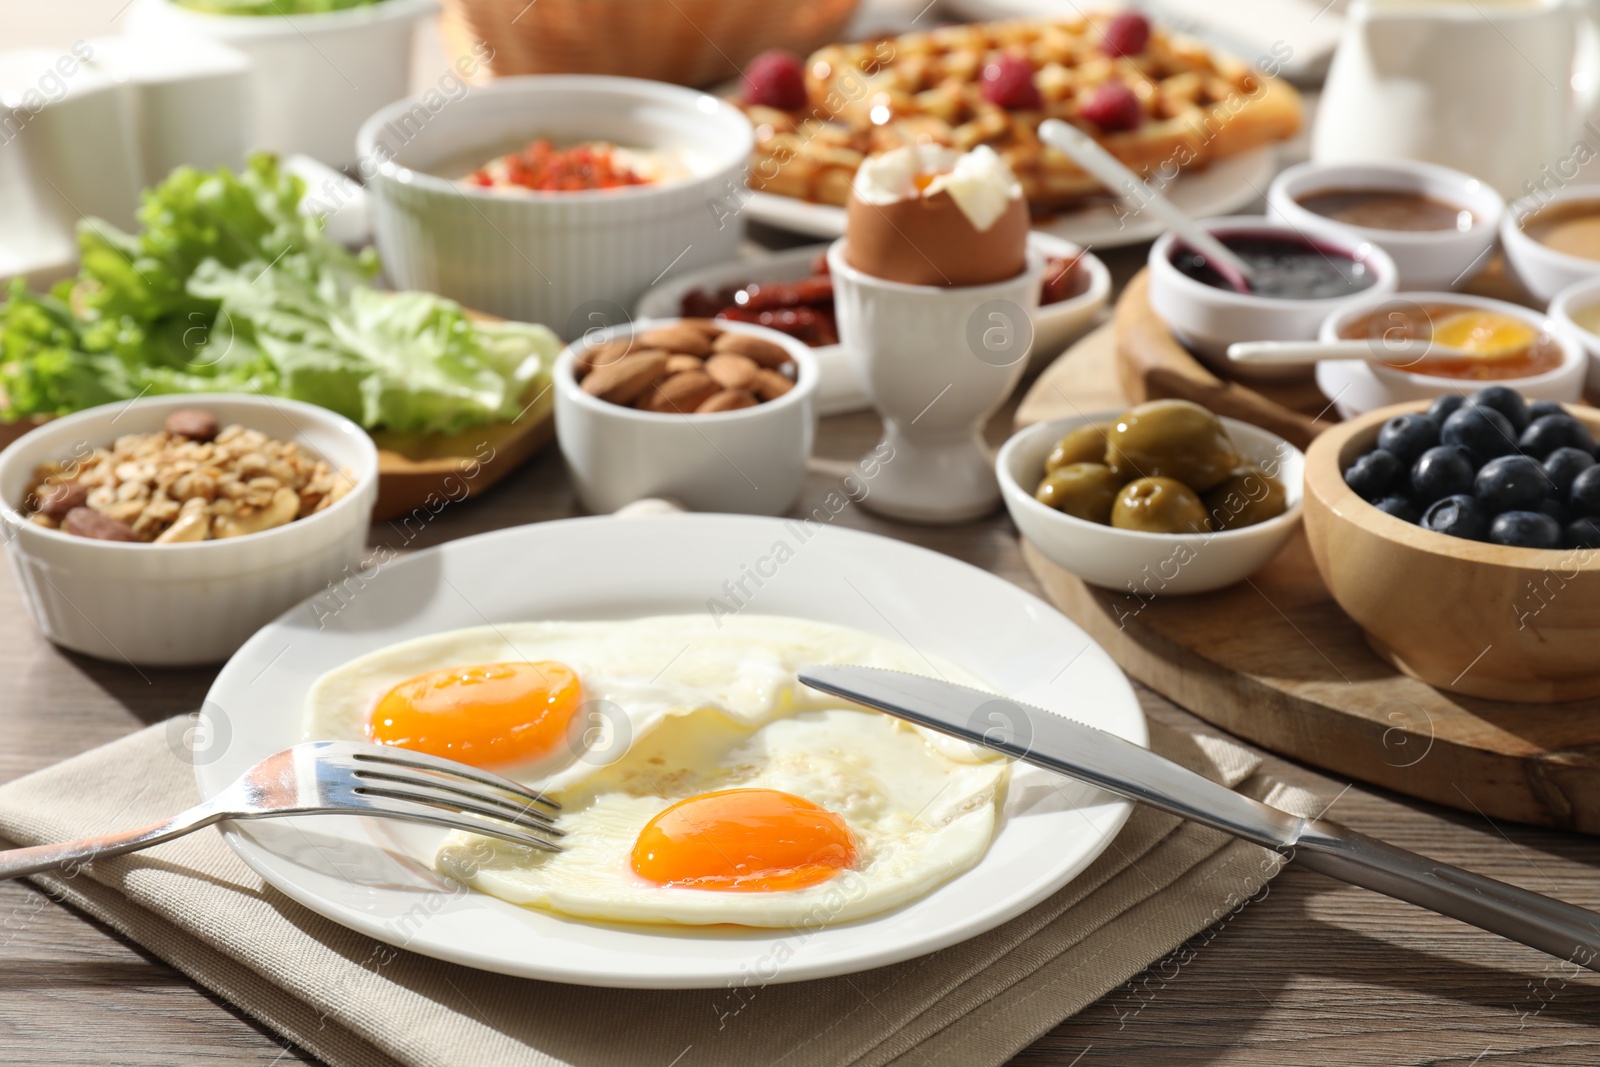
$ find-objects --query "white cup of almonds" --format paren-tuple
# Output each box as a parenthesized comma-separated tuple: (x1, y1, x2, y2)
(0, 394, 378, 666)
(554, 317, 818, 515)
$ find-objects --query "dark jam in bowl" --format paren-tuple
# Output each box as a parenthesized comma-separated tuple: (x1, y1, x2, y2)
(1171, 232, 1377, 300)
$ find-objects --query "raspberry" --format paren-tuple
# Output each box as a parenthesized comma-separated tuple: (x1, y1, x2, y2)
(980, 53, 1043, 110)
(1079, 81, 1143, 132)
(742, 50, 808, 111)
(1102, 12, 1151, 57)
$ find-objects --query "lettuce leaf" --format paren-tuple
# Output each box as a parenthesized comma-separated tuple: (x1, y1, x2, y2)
(0, 154, 556, 436)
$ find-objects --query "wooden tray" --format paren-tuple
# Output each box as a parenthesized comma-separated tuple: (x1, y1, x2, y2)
(1017, 329, 1600, 835)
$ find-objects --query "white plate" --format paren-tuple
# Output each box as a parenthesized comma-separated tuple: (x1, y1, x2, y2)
(744, 146, 1277, 248)
(636, 237, 1111, 416)
(196, 515, 1144, 988)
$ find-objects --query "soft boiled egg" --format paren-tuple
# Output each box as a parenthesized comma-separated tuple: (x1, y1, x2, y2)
(301, 615, 1010, 928)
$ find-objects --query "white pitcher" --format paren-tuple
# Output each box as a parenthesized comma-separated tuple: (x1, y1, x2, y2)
(1313, 0, 1600, 198)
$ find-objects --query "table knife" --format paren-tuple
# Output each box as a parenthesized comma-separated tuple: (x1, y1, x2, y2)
(798, 665, 1600, 972)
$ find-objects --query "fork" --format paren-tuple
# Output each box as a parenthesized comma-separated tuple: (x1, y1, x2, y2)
(0, 740, 563, 881)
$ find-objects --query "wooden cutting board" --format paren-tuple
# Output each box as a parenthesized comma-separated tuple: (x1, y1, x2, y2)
(1017, 329, 1600, 835)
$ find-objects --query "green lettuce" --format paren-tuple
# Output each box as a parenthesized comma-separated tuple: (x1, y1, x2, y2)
(0, 154, 558, 435)
(171, 0, 384, 15)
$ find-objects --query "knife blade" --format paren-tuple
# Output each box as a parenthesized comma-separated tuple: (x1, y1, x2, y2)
(798, 664, 1600, 971)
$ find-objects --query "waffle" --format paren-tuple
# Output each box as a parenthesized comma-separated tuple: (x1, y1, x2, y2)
(742, 15, 1303, 212)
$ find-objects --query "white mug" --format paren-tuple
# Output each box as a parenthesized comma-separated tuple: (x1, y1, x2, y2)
(1313, 0, 1600, 198)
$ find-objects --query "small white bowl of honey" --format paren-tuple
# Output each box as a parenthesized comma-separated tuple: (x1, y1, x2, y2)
(1315, 292, 1587, 417)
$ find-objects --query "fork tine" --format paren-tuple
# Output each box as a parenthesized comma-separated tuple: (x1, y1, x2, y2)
(331, 742, 560, 810)
(354, 782, 567, 846)
(350, 794, 562, 853)
(353, 768, 563, 832)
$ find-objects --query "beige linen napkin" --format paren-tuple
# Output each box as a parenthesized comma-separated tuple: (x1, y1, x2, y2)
(0, 720, 1320, 1067)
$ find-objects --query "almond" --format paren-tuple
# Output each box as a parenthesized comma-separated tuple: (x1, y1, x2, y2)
(752, 369, 795, 401)
(712, 331, 790, 368)
(574, 338, 633, 380)
(638, 324, 713, 357)
(665, 354, 706, 375)
(164, 408, 220, 441)
(697, 389, 759, 413)
(704, 352, 759, 391)
(62, 506, 138, 542)
(639, 370, 721, 414)
(582, 352, 669, 405)
(677, 318, 725, 339)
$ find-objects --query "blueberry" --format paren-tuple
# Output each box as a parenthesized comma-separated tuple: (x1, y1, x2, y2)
(1543, 446, 1596, 498)
(1426, 394, 1466, 423)
(1571, 465, 1600, 517)
(1344, 448, 1402, 501)
(1422, 493, 1491, 541)
(1518, 414, 1595, 459)
(1539, 497, 1571, 525)
(1489, 510, 1562, 549)
(1567, 516, 1600, 549)
(1374, 495, 1422, 523)
(1411, 445, 1477, 504)
(1466, 386, 1530, 432)
(1441, 405, 1518, 464)
(1527, 400, 1569, 422)
(1376, 413, 1440, 465)
(1473, 455, 1551, 513)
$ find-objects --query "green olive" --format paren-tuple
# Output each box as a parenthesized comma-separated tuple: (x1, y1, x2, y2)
(1045, 423, 1114, 473)
(1034, 462, 1123, 523)
(1111, 477, 1210, 534)
(1105, 399, 1242, 492)
(1203, 465, 1287, 531)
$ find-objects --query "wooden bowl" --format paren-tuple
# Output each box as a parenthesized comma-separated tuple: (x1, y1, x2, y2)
(1304, 401, 1600, 703)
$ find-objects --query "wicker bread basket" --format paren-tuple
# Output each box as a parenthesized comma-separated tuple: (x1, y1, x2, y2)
(441, 0, 862, 87)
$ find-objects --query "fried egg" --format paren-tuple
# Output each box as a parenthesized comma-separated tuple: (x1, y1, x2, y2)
(301, 615, 1009, 928)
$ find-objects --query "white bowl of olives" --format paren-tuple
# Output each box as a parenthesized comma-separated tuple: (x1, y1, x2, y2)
(997, 400, 1305, 595)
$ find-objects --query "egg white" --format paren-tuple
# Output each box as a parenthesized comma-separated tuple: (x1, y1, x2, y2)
(300, 614, 1011, 928)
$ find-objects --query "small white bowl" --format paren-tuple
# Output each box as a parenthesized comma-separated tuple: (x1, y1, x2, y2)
(1548, 275, 1600, 398)
(1501, 185, 1600, 305)
(1268, 159, 1504, 292)
(1147, 215, 1399, 380)
(1315, 291, 1586, 418)
(126, 0, 438, 167)
(634, 236, 1111, 418)
(357, 75, 753, 337)
(554, 318, 818, 515)
(998, 413, 1304, 595)
(0, 394, 378, 666)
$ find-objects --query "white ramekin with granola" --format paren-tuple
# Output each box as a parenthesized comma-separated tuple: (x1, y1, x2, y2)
(0, 394, 378, 666)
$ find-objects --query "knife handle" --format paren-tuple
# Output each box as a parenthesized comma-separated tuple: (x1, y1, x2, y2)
(1290, 819, 1600, 972)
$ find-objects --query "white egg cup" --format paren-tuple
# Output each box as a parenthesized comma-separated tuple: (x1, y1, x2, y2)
(827, 240, 1043, 525)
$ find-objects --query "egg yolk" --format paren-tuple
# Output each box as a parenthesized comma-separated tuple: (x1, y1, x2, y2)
(631, 789, 857, 892)
(367, 661, 581, 768)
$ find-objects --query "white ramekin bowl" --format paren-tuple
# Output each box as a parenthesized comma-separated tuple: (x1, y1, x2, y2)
(998, 412, 1304, 595)
(358, 76, 753, 339)
(1268, 159, 1504, 292)
(554, 318, 818, 515)
(1147, 216, 1399, 380)
(1316, 291, 1587, 414)
(125, 0, 438, 167)
(1501, 185, 1600, 305)
(0, 394, 378, 666)
(1548, 274, 1600, 397)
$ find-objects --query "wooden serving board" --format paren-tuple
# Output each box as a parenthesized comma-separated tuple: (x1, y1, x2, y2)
(1017, 329, 1600, 835)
